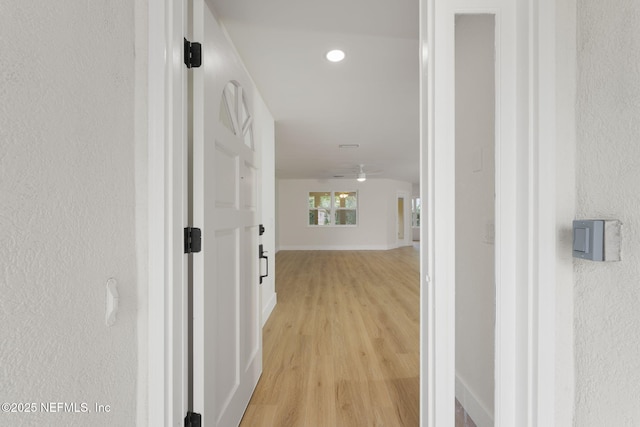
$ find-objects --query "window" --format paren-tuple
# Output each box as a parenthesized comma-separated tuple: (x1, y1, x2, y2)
(334, 191, 357, 225)
(308, 192, 331, 225)
(308, 191, 358, 226)
(411, 197, 421, 227)
(219, 81, 254, 149)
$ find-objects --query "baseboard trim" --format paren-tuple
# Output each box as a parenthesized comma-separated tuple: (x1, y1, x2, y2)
(278, 244, 395, 251)
(455, 374, 494, 427)
(261, 292, 277, 327)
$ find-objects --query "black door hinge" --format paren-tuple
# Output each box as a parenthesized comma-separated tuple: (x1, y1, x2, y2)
(184, 38, 202, 68)
(184, 227, 202, 254)
(184, 411, 202, 427)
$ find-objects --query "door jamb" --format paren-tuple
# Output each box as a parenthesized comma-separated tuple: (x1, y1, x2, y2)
(148, 0, 188, 425)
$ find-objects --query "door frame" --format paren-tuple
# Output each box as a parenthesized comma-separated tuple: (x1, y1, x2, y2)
(397, 191, 410, 247)
(420, 0, 560, 426)
(148, 0, 188, 425)
(148, 0, 561, 425)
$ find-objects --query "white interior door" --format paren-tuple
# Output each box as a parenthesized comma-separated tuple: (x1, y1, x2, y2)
(191, 1, 262, 425)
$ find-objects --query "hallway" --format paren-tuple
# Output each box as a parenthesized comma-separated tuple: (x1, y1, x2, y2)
(240, 248, 420, 426)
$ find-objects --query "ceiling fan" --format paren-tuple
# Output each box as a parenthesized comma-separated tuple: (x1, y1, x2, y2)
(328, 164, 384, 181)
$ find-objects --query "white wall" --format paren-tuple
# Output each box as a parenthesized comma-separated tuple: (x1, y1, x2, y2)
(575, 0, 640, 425)
(275, 178, 281, 252)
(278, 178, 412, 250)
(0, 1, 144, 426)
(454, 14, 495, 427)
(255, 94, 277, 325)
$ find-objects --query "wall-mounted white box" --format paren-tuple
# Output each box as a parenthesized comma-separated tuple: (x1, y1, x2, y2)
(573, 220, 622, 262)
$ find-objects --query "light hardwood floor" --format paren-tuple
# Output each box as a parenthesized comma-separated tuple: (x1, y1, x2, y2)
(239, 247, 420, 427)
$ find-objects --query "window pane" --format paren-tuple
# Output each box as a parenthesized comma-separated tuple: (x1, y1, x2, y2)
(334, 191, 357, 208)
(309, 192, 331, 209)
(243, 125, 254, 149)
(412, 197, 421, 227)
(335, 209, 357, 225)
(219, 97, 235, 134)
(241, 98, 249, 132)
(220, 82, 238, 135)
(309, 209, 330, 225)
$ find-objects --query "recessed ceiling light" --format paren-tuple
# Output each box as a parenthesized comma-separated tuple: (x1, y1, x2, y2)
(339, 144, 359, 149)
(326, 49, 345, 62)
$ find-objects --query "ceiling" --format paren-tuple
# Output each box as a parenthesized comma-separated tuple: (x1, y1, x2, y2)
(208, 0, 420, 184)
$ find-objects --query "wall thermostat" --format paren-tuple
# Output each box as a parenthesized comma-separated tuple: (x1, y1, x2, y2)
(572, 220, 621, 262)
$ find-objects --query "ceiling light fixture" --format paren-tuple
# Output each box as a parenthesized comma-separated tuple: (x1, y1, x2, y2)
(326, 49, 345, 62)
(356, 164, 366, 182)
(339, 144, 359, 149)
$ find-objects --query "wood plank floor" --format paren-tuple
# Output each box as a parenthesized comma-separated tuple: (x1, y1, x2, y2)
(240, 247, 420, 427)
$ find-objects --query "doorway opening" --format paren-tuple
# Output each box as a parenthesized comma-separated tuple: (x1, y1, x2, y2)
(454, 14, 496, 427)
(398, 195, 406, 243)
(149, 0, 561, 424)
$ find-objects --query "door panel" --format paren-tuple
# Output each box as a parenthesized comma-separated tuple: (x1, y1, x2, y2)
(242, 161, 257, 210)
(215, 229, 240, 417)
(192, 1, 262, 425)
(241, 225, 260, 369)
(214, 144, 239, 208)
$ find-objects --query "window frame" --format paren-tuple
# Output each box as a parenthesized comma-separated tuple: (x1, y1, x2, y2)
(308, 190, 359, 227)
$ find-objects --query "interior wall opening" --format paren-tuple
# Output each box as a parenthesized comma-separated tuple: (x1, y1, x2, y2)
(257, 181, 421, 425)
(454, 13, 496, 427)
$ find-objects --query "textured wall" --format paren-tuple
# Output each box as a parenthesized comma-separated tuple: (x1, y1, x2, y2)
(0, 1, 139, 426)
(575, 0, 640, 425)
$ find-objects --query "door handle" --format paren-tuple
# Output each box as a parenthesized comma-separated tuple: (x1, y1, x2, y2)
(259, 244, 269, 284)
